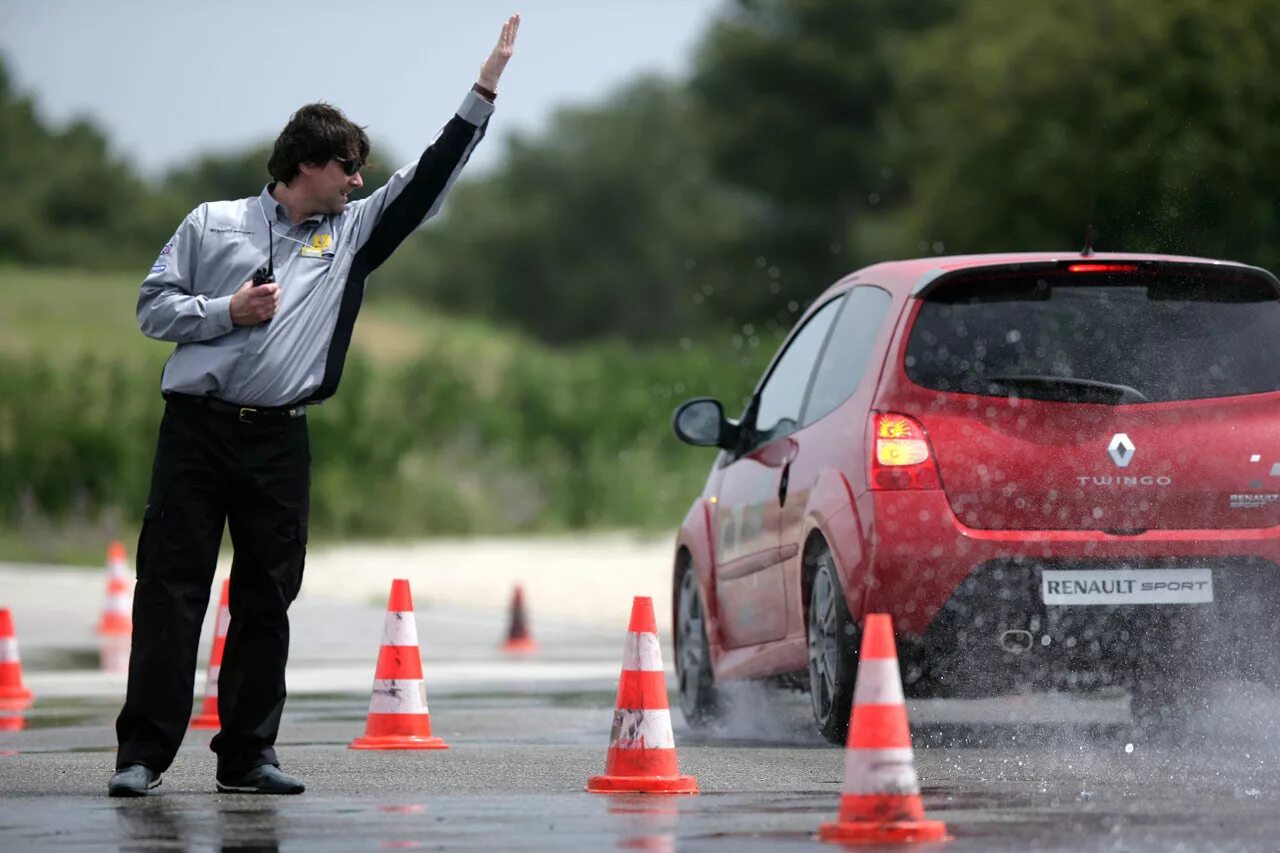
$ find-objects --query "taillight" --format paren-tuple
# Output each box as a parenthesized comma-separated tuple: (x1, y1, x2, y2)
(1066, 263, 1138, 273)
(870, 412, 941, 490)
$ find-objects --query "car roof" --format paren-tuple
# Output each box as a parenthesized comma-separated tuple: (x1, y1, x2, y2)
(833, 251, 1273, 297)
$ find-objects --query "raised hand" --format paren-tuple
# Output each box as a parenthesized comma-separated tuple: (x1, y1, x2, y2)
(478, 14, 520, 91)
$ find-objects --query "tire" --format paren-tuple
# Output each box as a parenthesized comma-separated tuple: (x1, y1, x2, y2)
(674, 560, 719, 725)
(808, 547, 860, 745)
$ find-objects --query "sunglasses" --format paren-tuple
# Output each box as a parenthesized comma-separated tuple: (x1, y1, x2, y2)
(333, 156, 364, 177)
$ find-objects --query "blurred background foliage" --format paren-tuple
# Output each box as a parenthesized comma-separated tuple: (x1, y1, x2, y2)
(3, 0, 1280, 558)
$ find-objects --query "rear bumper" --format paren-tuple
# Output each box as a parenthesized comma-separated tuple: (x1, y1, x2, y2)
(860, 491, 1280, 695)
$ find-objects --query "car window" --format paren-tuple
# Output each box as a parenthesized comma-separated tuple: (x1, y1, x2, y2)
(802, 286, 894, 425)
(750, 296, 843, 447)
(905, 270, 1280, 403)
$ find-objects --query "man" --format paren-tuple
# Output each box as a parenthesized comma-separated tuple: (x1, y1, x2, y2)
(109, 15, 520, 797)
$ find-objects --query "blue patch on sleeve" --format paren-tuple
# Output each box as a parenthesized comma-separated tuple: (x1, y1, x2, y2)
(150, 263, 167, 274)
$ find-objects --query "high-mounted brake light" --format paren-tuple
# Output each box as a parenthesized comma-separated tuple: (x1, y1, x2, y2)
(870, 413, 940, 490)
(1067, 263, 1138, 273)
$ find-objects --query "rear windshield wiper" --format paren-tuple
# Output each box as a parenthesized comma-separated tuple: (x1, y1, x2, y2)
(984, 374, 1150, 403)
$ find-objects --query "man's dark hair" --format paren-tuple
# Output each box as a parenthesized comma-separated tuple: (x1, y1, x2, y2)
(267, 103, 371, 184)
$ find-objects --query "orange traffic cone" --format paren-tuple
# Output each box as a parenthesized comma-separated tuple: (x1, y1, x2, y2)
(818, 613, 948, 844)
(501, 584, 537, 654)
(0, 608, 34, 711)
(191, 579, 230, 730)
(97, 541, 133, 636)
(586, 596, 698, 794)
(350, 579, 447, 750)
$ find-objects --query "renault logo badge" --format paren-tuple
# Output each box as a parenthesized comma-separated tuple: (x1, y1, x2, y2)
(1108, 433, 1135, 468)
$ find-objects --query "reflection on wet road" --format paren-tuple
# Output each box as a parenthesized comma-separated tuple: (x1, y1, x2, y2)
(3, 685, 1280, 851)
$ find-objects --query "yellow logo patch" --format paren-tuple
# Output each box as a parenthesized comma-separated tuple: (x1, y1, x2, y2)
(299, 234, 333, 258)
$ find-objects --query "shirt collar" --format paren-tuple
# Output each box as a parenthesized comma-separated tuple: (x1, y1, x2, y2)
(259, 183, 325, 227)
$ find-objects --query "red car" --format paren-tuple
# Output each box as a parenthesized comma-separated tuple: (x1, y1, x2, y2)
(671, 252, 1280, 743)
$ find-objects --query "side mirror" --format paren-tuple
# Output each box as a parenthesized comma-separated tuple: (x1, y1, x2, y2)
(672, 397, 736, 449)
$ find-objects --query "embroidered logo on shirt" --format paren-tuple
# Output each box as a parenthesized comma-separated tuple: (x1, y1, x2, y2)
(210, 227, 254, 235)
(160, 243, 173, 255)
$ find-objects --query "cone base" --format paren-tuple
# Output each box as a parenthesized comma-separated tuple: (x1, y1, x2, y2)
(818, 818, 948, 844)
(190, 714, 220, 730)
(501, 637, 538, 654)
(349, 734, 449, 750)
(586, 774, 699, 794)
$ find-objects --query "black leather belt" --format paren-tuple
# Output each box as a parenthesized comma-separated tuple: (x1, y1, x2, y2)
(164, 393, 306, 424)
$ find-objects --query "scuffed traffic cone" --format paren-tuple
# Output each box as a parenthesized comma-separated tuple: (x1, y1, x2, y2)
(586, 596, 698, 794)
(350, 579, 447, 750)
(191, 579, 230, 730)
(818, 613, 948, 845)
(97, 541, 133, 636)
(0, 609, 34, 711)
(501, 584, 538, 654)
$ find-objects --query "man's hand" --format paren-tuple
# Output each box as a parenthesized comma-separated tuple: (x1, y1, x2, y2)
(478, 14, 520, 91)
(230, 281, 280, 326)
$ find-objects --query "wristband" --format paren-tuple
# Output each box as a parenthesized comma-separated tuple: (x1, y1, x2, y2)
(471, 82, 497, 102)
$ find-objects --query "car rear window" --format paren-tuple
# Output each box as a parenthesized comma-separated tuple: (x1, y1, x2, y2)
(904, 269, 1280, 403)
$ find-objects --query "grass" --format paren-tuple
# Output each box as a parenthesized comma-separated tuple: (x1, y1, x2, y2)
(0, 265, 767, 563)
(0, 265, 506, 368)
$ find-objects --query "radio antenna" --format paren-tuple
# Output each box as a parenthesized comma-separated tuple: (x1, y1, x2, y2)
(1081, 222, 1097, 257)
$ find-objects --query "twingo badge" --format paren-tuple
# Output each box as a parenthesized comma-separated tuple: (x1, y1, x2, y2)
(300, 234, 332, 258)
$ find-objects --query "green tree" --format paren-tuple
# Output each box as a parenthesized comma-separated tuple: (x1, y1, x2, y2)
(689, 0, 959, 321)
(886, 0, 1280, 266)
(375, 77, 751, 344)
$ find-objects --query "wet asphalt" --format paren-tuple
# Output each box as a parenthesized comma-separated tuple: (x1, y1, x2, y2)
(4, 591, 1280, 850)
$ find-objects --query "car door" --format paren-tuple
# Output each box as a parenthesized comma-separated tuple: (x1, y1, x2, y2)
(713, 296, 844, 648)
(776, 286, 897, 634)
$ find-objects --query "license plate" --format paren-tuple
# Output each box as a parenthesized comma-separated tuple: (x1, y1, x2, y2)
(1041, 569, 1214, 605)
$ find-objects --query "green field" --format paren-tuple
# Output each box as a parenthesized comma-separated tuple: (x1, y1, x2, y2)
(0, 266, 773, 564)
(0, 265, 529, 370)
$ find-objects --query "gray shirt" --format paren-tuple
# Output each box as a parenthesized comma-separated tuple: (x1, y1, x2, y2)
(138, 91, 494, 407)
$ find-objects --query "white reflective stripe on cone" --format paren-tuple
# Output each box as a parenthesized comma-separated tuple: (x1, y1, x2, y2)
(841, 747, 921, 796)
(852, 658, 906, 707)
(106, 596, 131, 613)
(368, 679, 429, 715)
(610, 707, 676, 750)
(216, 608, 231, 636)
(0, 637, 18, 660)
(621, 632, 664, 672)
(205, 665, 221, 697)
(381, 612, 419, 648)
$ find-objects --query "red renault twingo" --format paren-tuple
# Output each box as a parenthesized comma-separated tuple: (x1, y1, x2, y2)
(671, 252, 1280, 743)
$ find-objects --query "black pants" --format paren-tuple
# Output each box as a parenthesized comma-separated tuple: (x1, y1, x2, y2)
(115, 396, 310, 779)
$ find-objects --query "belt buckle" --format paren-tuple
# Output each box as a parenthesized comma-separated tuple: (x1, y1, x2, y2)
(238, 406, 258, 424)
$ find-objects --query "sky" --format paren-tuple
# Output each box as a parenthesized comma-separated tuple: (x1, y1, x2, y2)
(0, 0, 725, 177)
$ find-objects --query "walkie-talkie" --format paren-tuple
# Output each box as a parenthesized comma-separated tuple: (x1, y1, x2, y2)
(252, 214, 275, 322)
(253, 219, 275, 286)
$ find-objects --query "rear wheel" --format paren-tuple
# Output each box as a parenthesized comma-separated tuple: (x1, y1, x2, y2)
(808, 548, 860, 745)
(675, 561, 719, 725)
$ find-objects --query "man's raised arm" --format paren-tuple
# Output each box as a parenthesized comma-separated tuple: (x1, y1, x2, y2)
(347, 14, 521, 269)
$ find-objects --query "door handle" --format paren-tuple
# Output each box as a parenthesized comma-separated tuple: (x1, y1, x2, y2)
(778, 463, 791, 507)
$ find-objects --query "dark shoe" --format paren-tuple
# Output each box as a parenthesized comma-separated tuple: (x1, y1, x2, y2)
(108, 763, 162, 797)
(216, 765, 305, 795)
